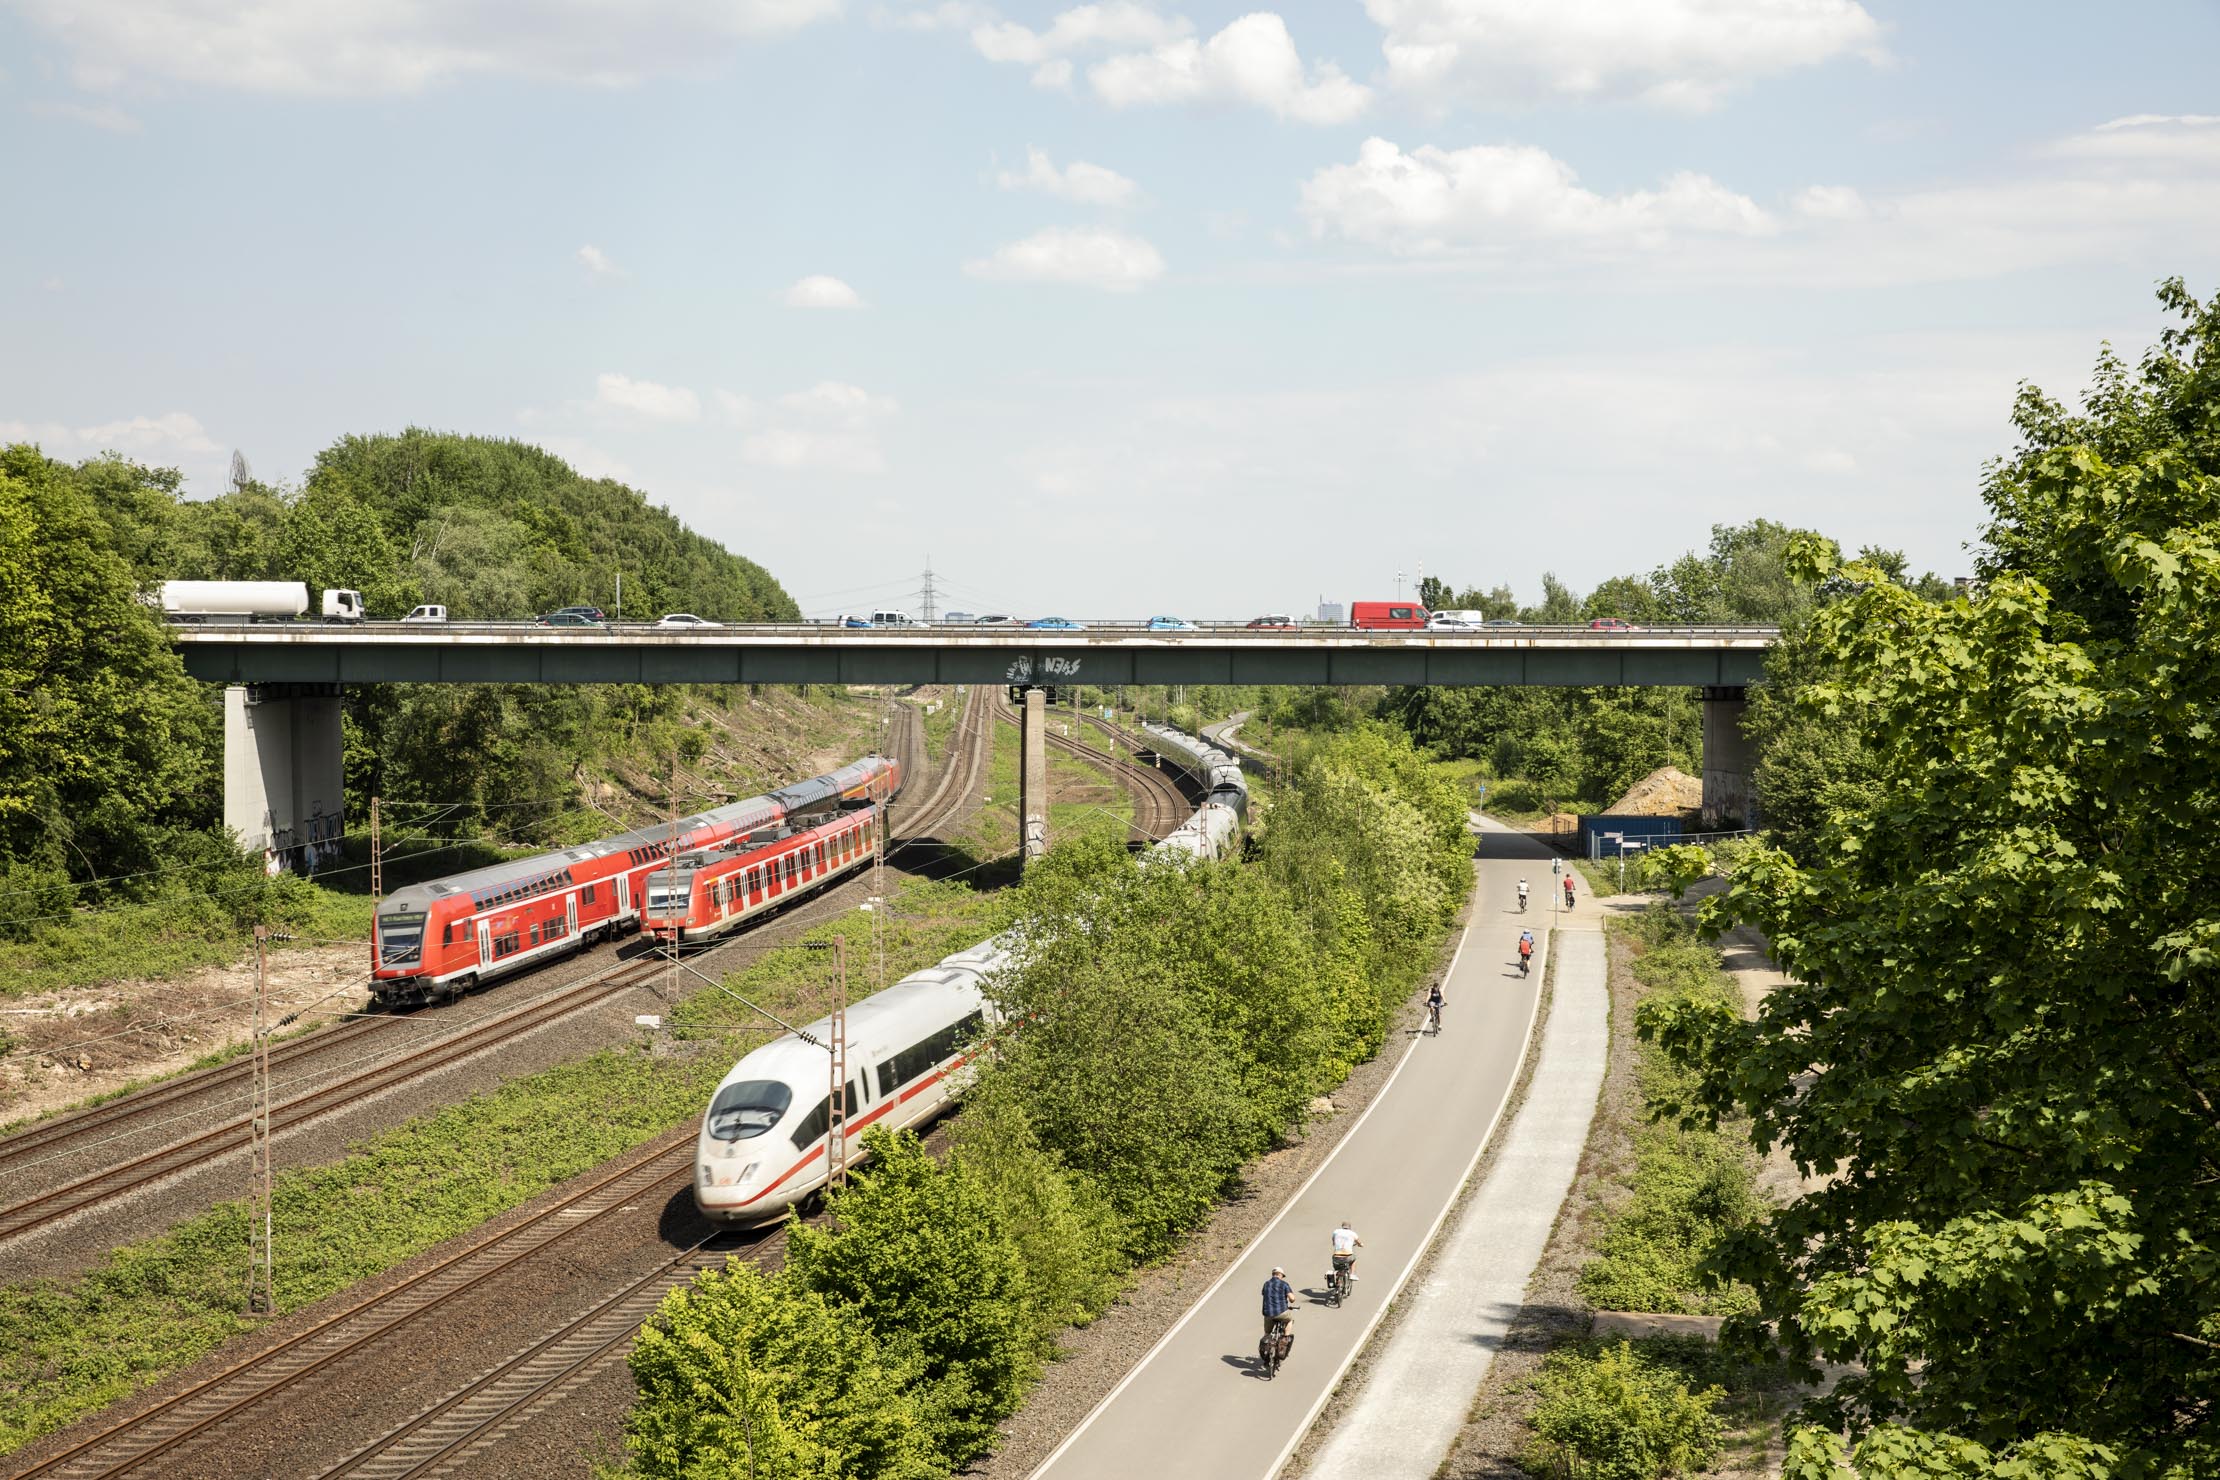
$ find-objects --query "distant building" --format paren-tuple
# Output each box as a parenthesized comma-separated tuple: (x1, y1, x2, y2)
(1317, 600, 1345, 624)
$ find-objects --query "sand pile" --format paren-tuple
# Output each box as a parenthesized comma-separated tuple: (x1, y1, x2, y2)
(1607, 765, 1704, 817)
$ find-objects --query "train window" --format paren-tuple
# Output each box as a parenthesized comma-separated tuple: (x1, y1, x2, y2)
(787, 1081, 861, 1151)
(442, 923, 453, 945)
(584, 885, 596, 904)
(377, 910, 426, 965)
(708, 1079, 794, 1142)
(530, 923, 541, 945)
(878, 1012, 986, 1097)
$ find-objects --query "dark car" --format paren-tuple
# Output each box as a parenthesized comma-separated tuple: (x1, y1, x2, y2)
(1587, 617, 1640, 632)
(553, 605, 607, 621)
(537, 611, 601, 627)
(1246, 614, 1297, 629)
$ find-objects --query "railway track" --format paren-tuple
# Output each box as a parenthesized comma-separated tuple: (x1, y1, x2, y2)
(2, 687, 1000, 1479)
(996, 703, 1194, 843)
(0, 688, 988, 1252)
(5, 1139, 723, 1480)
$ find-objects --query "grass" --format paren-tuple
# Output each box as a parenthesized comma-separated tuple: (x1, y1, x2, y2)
(945, 706, 1136, 865)
(0, 884, 373, 1000)
(1575, 907, 1763, 1318)
(0, 875, 1007, 1460)
(918, 691, 961, 764)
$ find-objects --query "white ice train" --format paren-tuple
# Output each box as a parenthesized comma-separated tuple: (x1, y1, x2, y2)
(692, 721, 1247, 1226)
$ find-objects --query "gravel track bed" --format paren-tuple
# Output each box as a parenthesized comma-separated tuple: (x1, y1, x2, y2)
(962, 883, 1480, 1479)
(5, 692, 1000, 1478)
(1, 696, 979, 1284)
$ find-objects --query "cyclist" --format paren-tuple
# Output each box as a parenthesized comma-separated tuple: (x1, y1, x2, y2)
(1329, 1221, 1363, 1298)
(1518, 930, 1535, 973)
(1516, 878, 1529, 912)
(1426, 980, 1445, 1033)
(1262, 1265, 1295, 1356)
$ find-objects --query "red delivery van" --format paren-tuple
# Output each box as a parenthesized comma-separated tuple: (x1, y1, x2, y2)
(1350, 601, 1429, 630)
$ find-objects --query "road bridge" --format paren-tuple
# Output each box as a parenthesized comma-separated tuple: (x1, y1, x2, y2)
(167, 624, 1773, 869)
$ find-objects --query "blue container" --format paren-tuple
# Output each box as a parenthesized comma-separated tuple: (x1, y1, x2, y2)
(1578, 814, 1684, 858)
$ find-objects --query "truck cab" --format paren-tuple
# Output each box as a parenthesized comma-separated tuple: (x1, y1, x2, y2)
(322, 589, 366, 623)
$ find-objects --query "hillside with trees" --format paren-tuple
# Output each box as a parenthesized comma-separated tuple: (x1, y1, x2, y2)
(0, 431, 803, 959)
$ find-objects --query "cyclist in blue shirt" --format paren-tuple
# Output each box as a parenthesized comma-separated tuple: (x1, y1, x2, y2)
(1261, 1266, 1295, 1348)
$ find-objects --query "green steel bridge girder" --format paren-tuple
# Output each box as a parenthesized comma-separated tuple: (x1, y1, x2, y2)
(175, 640, 1770, 690)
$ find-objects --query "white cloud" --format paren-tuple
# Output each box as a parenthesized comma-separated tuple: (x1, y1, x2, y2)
(2047, 113, 2220, 164)
(1296, 122, 2220, 288)
(595, 373, 701, 422)
(1301, 138, 1775, 253)
(535, 436, 639, 485)
(742, 381, 899, 473)
(25, 99, 141, 132)
(0, 411, 226, 490)
(966, 226, 1166, 290)
(971, 3, 1188, 65)
(14, 0, 840, 95)
(1793, 185, 1868, 220)
(996, 147, 1139, 207)
(1090, 12, 1369, 123)
(577, 244, 624, 276)
(1367, 0, 1885, 111)
(782, 274, 865, 308)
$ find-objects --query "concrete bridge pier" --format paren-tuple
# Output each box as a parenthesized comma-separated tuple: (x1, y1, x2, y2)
(1018, 687, 1049, 863)
(1699, 685, 1753, 829)
(224, 683, 346, 875)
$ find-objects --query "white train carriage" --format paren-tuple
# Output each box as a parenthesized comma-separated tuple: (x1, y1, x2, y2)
(692, 722, 1244, 1226)
(693, 939, 1010, 1226)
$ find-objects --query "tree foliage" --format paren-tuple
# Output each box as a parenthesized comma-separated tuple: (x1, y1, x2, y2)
(1646, 281, 2220, 1478)
(0, 447, 219, 903)
(627, 1262, 941, 1480)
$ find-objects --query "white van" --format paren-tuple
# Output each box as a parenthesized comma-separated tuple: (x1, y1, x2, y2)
(869, 609, 917, 627)
(402, 605, 449, 624)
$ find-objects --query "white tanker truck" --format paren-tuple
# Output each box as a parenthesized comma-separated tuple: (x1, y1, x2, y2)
(158, 580, 365, 623)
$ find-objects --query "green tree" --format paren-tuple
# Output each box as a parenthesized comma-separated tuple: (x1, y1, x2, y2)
(0, 446, 218, 885)
(785, 1129, 1040, 1464)
(626, 1262, 940, 1480)
(1647, 281, 2220, 1477)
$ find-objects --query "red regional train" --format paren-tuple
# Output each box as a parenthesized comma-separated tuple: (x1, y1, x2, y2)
(370, 755, 898, 1005)
(642, 803, 880, 946)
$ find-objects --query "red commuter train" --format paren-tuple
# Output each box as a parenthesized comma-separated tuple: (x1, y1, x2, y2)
(642, 803, 880, 946)
(370, 755, 898, 1005)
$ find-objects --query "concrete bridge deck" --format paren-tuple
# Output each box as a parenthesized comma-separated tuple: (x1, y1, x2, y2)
(171, 622, 1775, 689)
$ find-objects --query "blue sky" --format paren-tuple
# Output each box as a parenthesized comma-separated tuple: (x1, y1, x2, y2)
(4, 1, 2216, 619)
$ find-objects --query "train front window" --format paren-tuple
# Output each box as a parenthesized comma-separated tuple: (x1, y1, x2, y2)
(378, 910, 426, 964)
(707, 1080, 793, 1142)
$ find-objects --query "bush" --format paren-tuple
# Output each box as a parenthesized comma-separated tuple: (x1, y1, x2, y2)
(1522, 1341, 1725, 1480)
(627, 1262, 940, 1480)
(785, 1129, 1041, 1465)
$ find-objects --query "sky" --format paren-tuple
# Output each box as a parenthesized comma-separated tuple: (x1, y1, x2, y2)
(3, 1, 2216, 621)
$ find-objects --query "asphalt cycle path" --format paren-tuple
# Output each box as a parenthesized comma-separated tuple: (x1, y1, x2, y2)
(1029, 824, 1560, 1480)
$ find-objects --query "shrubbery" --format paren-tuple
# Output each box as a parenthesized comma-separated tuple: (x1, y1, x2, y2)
(1579, 907, 1762, 1317)
(1522, 1340, 1725, 1480)
(623, 726, 1472, 1477)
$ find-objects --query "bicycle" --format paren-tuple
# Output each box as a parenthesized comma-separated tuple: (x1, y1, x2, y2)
(1328, 1255, 1354, 1307)
(1518, 952, 1531, 978)
(1425, 996, 1443, 1035)
(1259, 1319, 1293, 1378)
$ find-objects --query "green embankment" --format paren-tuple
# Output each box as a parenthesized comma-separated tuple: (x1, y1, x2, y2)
(0, 877, 1007, 1458)
(621, 724, 1475, 1479)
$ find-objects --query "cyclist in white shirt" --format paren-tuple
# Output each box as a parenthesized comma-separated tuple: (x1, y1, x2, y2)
(1329, 1220, 1364, 1292)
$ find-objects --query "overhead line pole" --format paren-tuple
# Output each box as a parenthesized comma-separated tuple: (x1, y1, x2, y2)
(247, 926, 275, 1316)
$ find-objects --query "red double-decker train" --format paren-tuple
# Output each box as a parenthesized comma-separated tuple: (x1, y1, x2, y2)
(642, 803, 881, 947)
(370, 755, 898, 1005)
